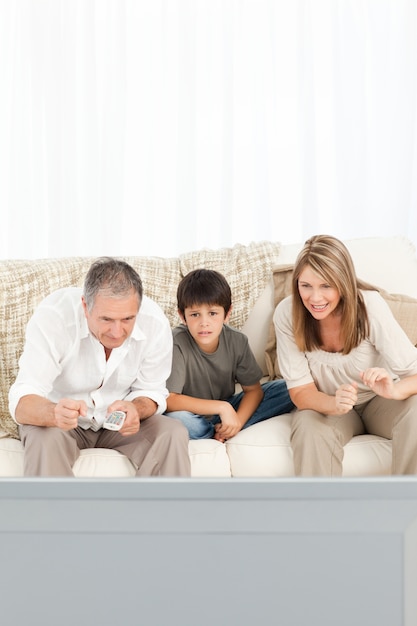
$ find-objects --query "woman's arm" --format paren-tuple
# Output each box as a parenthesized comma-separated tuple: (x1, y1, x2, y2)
(290, 381, 358, 416)
(360, 368, 417, 400)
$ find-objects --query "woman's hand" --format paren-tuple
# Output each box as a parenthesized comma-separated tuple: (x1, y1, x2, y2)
(360, 368, 395, 399)
(334, 382, 358, 414)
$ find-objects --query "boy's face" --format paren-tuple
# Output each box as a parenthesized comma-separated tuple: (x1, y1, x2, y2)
(181, 303, 232, 353)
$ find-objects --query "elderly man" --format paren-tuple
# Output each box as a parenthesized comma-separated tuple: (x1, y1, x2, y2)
(9, 257, 191, 477)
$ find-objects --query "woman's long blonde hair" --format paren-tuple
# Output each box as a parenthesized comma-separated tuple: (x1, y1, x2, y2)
(292, 235, 375, 354)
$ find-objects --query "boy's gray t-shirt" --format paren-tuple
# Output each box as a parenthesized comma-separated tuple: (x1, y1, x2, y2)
(166, 324, 263, 400)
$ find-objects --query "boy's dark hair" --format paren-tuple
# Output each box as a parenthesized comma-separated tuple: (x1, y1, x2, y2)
(177, 269, 232, 316)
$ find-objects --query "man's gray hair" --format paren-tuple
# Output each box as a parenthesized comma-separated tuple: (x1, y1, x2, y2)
(83, 257, 143, 311)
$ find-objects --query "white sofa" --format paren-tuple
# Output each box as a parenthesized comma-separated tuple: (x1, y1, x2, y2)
(1, 235, 417, 477)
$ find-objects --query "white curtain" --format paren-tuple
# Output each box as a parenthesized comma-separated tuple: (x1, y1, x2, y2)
(1, 0, 417, 259)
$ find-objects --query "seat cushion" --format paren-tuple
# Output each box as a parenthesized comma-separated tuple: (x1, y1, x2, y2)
(0, 433, 232, 478)
(188, 439, 232, 477)
(0, 435, 24, 476)
(342, 435, 391, 476)
(226, 414, 295, 477)
(226, 415, 392, 477)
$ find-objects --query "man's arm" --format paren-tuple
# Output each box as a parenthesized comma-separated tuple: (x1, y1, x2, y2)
(15, 394, 88, 430)
(132, 396, 158, 420)
(124, 300, 174, 415)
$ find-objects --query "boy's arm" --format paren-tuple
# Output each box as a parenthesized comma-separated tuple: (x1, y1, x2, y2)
(235, 382, 264, 423)
(214, 382, 264, 441)
(167, 391, 248, 443)
(166, 392, 229, 417)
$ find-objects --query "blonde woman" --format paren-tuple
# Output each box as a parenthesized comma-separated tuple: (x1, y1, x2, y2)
(274, 234, 417, 476)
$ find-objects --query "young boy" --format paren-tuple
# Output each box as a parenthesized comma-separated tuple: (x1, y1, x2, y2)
(165, 268, 294, 441)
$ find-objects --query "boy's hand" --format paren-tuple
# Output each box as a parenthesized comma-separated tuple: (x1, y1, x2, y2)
(213, 402, 243, 442)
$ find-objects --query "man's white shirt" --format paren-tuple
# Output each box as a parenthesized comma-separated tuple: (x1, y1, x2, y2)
(9, 288, 173, 430)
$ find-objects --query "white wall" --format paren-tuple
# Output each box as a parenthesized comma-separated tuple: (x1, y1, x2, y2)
(1, 0, 416, 259)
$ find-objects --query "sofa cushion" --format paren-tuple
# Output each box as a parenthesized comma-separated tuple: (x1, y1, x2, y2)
(226, 414, 295, 477)
(264, 266, 417, 380)
(0, 434, 232, 478)
(0, 255, 181, 438)
(225, 415, 392, 476)
(188, 439, 232, 477)
(264, 265, 294, 379)
(0, 434, 24, 476)
(123, 255, 182, 327)
(376, 289, 417, 345)
(179, 241, 281, 331)
(342, 434, 392, 476)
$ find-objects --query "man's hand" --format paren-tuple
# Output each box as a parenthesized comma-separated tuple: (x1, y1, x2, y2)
(106, 401, 141, 437)
(54, 398, 87, 430)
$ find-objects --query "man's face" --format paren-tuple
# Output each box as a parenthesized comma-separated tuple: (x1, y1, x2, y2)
(82, 289, 140, 351)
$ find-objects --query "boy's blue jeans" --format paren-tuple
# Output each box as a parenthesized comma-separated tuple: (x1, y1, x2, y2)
(165, 379, 294, 440)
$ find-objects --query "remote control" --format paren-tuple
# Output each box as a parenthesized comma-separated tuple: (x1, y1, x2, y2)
(103, 410, 126, 431)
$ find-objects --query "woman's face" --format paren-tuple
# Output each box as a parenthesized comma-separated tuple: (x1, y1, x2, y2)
(297, 265, 341, 320)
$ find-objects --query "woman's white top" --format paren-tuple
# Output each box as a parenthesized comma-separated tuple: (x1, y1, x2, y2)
(273, 290, 417, 404)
